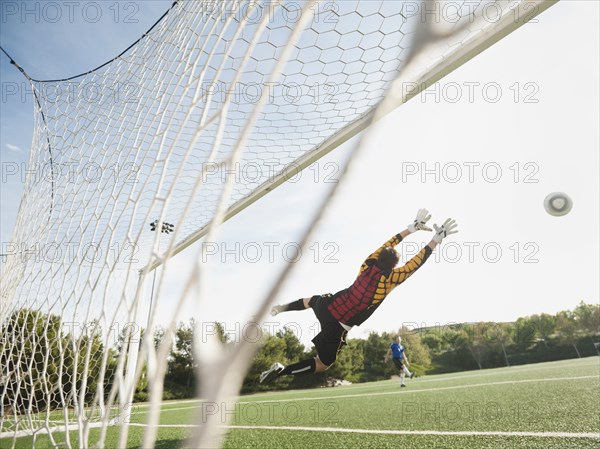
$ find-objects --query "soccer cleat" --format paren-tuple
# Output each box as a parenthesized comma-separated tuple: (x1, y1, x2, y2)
(270, 305, 282, 317)
(400, 383, 406, 387)
(259, 362, 284, 383)
(409, 372, 414, 379)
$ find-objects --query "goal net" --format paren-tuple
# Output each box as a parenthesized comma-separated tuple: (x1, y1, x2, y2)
(0, 0, 556, 447)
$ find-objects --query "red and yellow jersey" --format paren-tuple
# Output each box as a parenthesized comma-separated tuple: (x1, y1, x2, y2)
(327, 234, 432, 327)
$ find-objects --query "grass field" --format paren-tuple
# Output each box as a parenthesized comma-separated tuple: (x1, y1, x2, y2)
(3, 357, 599, 448)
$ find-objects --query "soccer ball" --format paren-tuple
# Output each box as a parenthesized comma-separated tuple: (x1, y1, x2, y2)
(543, 192, 573, 217)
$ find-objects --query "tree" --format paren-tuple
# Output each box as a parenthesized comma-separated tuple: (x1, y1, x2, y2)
(514, 317, 537, 348)
(555, 311, 580, 358)
(212, 321, 231, 344)
(326, 339, 365, 383)
(1, 309, 62, 413)
(398, 327, 431, 371)
(131, 326, 166, 402)
(361, 332, 393, 381)
(455, 326, 483, 370)
(573, 302, 600, 334)
(243, 333, 289, 392)
(168, 319, 196, 390)
(277, 327, 305, 362)
(530, 314, 556, 347)
(1, 309, 112, 414)
(483, 322, 513, 367)
(421, 332, 444, 356)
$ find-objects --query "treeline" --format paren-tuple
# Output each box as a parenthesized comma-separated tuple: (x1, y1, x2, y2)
(153, 301, 599, 395)
(235, 301, 599, 393)
(0, 310, 199, 413)
(1, 309, 115, 414)
(239, 327, 433, 393)
(2, 302, 598, 410)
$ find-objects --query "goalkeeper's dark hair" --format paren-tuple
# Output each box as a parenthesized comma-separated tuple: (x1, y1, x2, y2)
(377, 247, 399, 271)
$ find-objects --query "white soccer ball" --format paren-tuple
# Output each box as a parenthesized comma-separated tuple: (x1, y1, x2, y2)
(543, 192, 573, 217)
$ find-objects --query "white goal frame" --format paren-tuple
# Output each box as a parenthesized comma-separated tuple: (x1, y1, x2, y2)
(143, 0, 558, 274)
(0, 1, 560, 448)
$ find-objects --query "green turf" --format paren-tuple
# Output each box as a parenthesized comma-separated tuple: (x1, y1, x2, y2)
(223, 430, 600, 449)
(3, 357, 599, 448)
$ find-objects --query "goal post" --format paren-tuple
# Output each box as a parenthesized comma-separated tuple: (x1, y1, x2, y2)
(0, 1, 560, 448)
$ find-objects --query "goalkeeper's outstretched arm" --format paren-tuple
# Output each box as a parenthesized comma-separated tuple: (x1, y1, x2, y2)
(360, 209, 433, 272)
(389, 216, 459, 285)
(427, 218, 459, 251)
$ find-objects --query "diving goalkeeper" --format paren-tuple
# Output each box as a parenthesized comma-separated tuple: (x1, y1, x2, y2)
(260, 209, 458, 383)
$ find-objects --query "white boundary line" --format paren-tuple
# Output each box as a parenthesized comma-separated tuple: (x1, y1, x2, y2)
(3, 375, 597, 439)
(5, 422, 599, 441)
(129, 375, 597, 414)
(237, 375, 599, 405)
(146, 357, 600, 408)
(124, 423, 600, 440)
(217, 425, 600, 439)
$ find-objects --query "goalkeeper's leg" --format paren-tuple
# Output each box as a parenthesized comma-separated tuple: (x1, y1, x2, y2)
(259, 356, 330, 383)
(271, 298, 310, 316)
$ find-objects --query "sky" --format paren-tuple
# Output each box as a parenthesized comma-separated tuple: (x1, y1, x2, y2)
(1, 1, 598, 347)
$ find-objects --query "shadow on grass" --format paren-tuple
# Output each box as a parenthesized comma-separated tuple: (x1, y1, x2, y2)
(132, 439, 186, 449)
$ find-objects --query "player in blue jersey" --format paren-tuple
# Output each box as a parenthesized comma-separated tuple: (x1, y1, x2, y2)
(385, 336, 413, 387)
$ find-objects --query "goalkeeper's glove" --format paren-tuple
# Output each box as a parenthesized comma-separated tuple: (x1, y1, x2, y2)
(432, 218, 458, 243)
(270, 305, 284, 317)
(408, 208, 433, 233)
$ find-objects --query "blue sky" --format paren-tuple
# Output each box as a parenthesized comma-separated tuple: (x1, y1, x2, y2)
(1, 1, 598, 346)
(1, 0, 173, 241)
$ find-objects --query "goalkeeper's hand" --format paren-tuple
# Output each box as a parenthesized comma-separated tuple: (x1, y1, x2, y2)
(408, 208, 433, 233)
(432, 218, 458, 243)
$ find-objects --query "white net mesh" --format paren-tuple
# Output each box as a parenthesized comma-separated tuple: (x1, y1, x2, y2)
(0, 0, 554, 447)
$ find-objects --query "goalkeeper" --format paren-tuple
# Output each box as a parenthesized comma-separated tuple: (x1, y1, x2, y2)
(260, 209, 458, 383)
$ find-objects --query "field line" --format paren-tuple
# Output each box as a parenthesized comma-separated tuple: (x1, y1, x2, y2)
(222, 425, 600, 439)
(221, 425, 600, 439)
(128, 374, 597, 415)
(236, 375, 598, 405)
(112, 358, 600, 410)
(125, 423, 600, 439)
(3, 375, 597, 439)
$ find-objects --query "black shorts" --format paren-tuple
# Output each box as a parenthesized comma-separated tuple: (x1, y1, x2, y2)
(309, 294, 348, 366)
(393, 358, 404, 370)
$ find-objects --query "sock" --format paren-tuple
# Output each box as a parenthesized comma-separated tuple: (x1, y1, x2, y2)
(400, 373, 405, 385)
(279, 358, 316, 376)
(404, 366, 412, 376)
(281, 298, 306, 312)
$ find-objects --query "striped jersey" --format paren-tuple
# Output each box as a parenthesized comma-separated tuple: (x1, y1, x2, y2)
(327, 234, 432, 327)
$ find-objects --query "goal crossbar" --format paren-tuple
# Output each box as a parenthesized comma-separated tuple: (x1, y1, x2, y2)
(143, 0, 558, 273)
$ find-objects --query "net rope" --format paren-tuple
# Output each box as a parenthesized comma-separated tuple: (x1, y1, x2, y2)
(0, 1, 553, 447)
